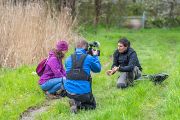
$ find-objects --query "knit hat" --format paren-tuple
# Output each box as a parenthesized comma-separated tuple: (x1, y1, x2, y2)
(56, 40, 68, 51)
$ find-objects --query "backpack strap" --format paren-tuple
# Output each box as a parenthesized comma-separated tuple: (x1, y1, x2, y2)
(71, 54, 77, 69)
(67, 54, 90, 81)
(71, 54, 87, 69)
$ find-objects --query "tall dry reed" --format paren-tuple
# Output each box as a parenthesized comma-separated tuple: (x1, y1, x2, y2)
(0, 1, 78, 68)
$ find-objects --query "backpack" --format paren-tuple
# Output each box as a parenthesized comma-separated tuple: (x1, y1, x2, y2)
(66, 54, 90, 81)
(36, 58, 48, 76)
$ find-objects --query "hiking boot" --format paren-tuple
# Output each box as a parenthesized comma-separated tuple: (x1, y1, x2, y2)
(70, 105, 78, 114)
(56, 89, 63, 95)
(69, 99, 77, 114)
(117, 83, 127, 89)
(45, 91, 61, 99)
(56, 90, 67, 97)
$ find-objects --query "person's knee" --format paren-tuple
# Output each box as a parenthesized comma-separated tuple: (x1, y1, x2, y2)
(48, 83, 62, 94)
(134, 66, 138, 71)
(117, 83, 127, 89)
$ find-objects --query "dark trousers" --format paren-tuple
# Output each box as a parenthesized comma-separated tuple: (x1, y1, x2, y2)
(117, 66, 142, 88)
(67, 92, 96, 110)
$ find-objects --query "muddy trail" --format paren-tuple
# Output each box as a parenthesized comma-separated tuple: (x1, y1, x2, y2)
(20, 58, 112, 120)
(20, 99, 59, 120)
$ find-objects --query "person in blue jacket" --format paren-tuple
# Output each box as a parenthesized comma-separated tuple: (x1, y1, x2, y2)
(64, 39, 101, 113)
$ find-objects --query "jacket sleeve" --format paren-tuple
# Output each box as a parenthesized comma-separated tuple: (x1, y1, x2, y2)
(90, 56, 101, 73)
(47, 57, 63, 77)
(119, 52, 137, 72)
(111, 50, 119, 69)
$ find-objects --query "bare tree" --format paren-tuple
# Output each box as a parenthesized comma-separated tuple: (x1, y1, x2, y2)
(94, 0, 101, 26)
(168, 0, 177, 18)
(58, 0, 76, 18)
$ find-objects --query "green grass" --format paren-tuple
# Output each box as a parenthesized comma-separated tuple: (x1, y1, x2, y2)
(0, 27, 180, 120)
(0, 66, 45, 119)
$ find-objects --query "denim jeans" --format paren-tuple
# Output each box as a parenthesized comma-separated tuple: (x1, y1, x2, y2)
(40, 77, 65, 94)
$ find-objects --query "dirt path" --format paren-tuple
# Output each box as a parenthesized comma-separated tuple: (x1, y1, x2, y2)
(20, 99, 59, 120)
(20, 58, 112, 120)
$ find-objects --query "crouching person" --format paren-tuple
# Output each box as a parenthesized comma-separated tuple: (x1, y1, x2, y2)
(38, 40, 68, 99)
(106, 38, 142, 88)
(64, 39, 101, 113)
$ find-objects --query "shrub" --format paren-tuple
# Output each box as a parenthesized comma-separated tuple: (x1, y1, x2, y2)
(146, 16, 180, 28)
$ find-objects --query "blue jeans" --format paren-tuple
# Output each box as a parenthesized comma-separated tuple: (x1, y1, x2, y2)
(40, 77, 65, 94)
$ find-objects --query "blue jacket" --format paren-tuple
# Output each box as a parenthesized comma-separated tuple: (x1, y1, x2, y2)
(64, 48, 101, 94)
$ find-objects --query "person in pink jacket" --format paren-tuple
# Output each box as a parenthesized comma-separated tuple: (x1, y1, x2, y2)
(38, 40, 68, 99)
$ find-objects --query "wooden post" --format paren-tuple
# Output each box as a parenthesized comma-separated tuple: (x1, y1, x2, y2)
(142, 11, 146, 29)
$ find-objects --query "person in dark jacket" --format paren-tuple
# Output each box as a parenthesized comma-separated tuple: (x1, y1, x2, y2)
(38, 40, 68, 99)
(106, 38, 142, 88)
(64, 39, 101, 113)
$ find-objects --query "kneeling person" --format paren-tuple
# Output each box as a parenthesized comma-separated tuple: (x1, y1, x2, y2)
(107, 38, 142, 88)
(64, 39, 101, 113)
(38, 40, 68, 99)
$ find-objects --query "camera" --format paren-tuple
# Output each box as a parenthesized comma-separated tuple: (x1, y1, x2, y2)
(87, 41, 100, 56)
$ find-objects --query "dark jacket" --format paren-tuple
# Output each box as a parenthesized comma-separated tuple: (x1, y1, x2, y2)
(111, 47, 142, 72)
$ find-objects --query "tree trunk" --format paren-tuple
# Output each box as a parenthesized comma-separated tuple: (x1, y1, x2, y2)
(169, 1, 175, 18)
(94, 0, 101, 26)
(62, 0, 76, 19)
(132, 0, 136, 3)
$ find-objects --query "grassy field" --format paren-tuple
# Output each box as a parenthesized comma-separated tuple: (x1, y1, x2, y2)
(0, 27, 180, 120)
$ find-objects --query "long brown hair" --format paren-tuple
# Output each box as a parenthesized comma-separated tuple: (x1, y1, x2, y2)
(52, 49, 65, 60)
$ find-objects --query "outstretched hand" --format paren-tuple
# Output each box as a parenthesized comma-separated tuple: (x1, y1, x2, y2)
(112, 66, 119, 72)
(106, 66, 119, 76)
(106, 70, 114, 76)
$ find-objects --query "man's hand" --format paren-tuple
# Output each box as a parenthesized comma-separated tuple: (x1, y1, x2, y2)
(106, 66, 119, 76)
(112, 66, 119, 72)
(92, 50, 98, 56)
(106, 70, 114, 76)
